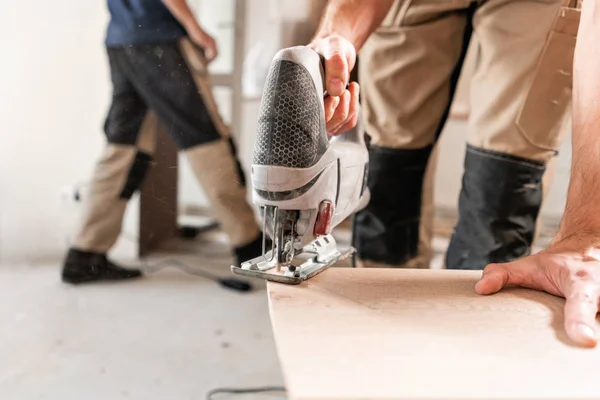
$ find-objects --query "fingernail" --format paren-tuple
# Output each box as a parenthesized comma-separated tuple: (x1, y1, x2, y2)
(575, 323, 597, 341)
(329, 79, 343, 94)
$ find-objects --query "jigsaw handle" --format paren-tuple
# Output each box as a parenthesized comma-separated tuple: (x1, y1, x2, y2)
(252, 46, 365, 170)
(316, 52, 366, 147)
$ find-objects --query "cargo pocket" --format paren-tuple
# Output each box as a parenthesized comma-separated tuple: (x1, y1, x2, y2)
(515, 7, 580, 152)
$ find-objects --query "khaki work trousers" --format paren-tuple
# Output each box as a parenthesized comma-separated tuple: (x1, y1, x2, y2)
(356, 0, 580, 268)
(73, 38, 259, 254)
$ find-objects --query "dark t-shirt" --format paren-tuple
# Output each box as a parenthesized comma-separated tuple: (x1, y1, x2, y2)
(106, 0, 186, 47)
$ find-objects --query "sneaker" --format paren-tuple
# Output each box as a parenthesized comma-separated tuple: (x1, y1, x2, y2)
(62, 248, 142, 284)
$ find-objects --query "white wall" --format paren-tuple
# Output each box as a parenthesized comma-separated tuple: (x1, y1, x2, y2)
(0, 2, 138, 263)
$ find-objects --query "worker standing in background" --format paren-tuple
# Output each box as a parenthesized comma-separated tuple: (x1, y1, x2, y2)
(311, 0, 576, 270)
(62, 0, 263, 284)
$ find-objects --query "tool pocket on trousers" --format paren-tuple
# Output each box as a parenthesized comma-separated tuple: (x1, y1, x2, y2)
(515, 8, 579, 151)
(179, 38, 208, 76)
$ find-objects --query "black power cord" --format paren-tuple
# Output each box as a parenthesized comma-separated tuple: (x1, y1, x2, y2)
(116, 233, 253, 293)
(143, 258, 253, 293)
(206, 386, 286, 399)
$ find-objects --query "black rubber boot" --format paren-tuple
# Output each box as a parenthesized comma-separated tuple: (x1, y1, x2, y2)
(62, 248, 142, 284)
(234, 234, 267, 267)
(353, 144, 433, 266)
(446, 145, 546, 270)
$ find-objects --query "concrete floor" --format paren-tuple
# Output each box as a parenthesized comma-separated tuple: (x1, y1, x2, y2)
(0, 225, 551, 399)
(0, 232, 285, 400)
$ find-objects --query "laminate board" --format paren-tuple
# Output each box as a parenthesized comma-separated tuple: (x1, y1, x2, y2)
(267, 268, 600, 400)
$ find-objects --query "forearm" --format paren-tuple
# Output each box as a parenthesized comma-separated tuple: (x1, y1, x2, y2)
(162, 0, 201, 35)
(313, 0, 395, 51)
(557, 0, 600, 237)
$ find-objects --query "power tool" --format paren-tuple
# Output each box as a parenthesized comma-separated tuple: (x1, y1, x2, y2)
(231, 46, 370, 284)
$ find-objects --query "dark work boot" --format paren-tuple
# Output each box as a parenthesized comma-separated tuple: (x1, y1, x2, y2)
(234, 234, 266, 267)
(62, 248, 142, 284)
(353, 144, 433, 266)
(446, 145, 546, 270)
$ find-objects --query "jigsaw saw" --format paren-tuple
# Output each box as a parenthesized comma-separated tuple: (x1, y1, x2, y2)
(231, 46, 370, 284)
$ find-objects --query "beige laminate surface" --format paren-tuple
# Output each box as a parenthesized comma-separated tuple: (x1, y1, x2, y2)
(268, 268, 600, 400)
